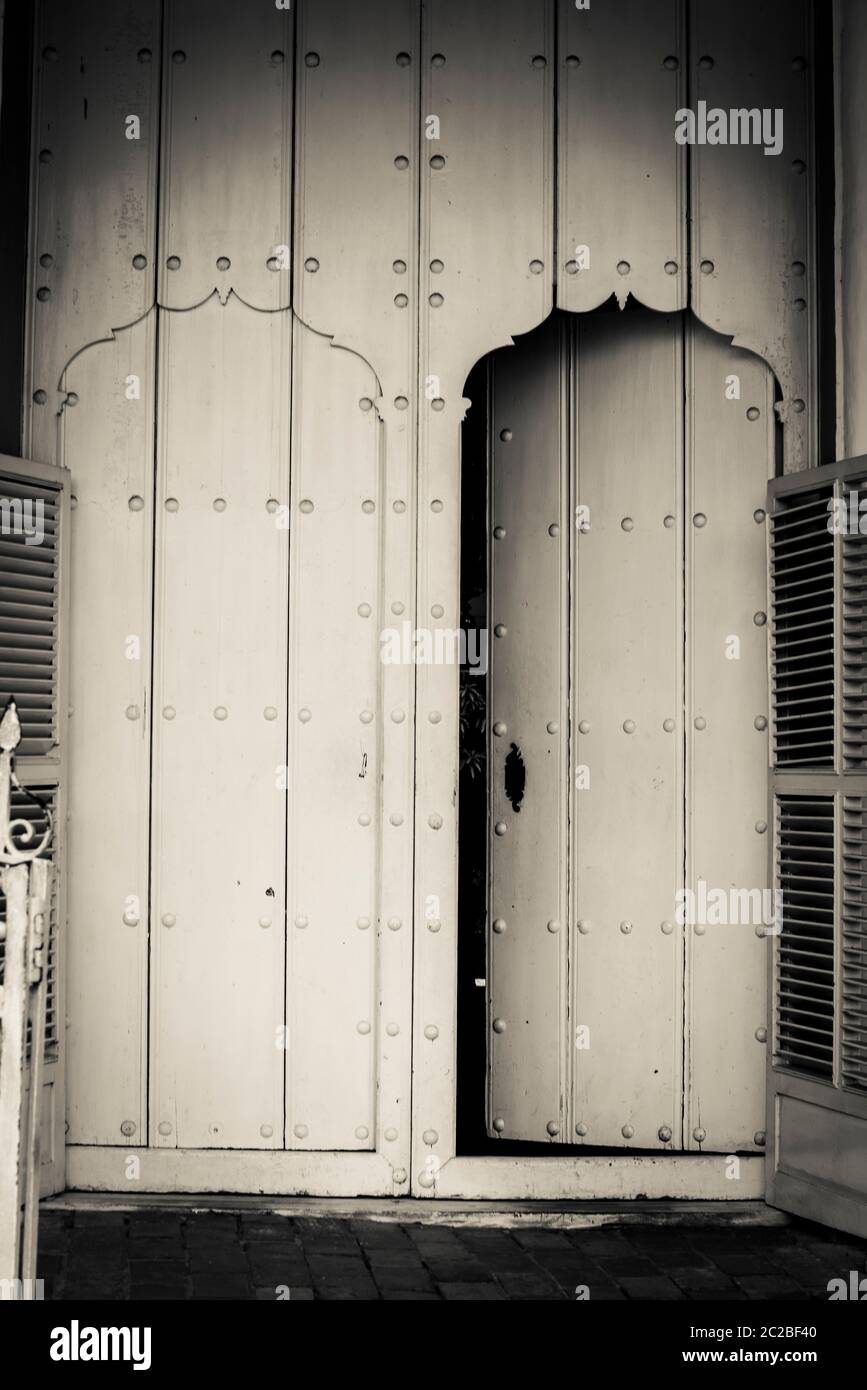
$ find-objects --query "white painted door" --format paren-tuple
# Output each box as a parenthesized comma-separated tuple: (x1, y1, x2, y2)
(488, 310, 774, 1153)
(766, 459, 867, 1240)
(0, 453, 69, 1197)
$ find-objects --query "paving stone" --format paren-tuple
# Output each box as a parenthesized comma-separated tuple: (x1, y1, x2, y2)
(381, 1290, 441, 1300)
(419, 1258, 492, 1283)
(127, 1260, 188, 1283)
(620, 1275, 686, 1301)
(734, 1274, 811, 1298)
(130, 1285, 187, 1300)
(439, 1281, 507, 1300)
(494, 1271, 566, 1299)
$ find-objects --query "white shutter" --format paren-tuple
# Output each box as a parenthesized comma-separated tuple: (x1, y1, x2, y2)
(767, 458, 867, 1239)
(0, 452, 68, 1201)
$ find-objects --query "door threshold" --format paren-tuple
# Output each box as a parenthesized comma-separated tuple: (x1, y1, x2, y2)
(41, 1193, 790, 1229)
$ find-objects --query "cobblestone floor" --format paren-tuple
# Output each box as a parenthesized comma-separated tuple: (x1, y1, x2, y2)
(37, 1209, 867, 1301)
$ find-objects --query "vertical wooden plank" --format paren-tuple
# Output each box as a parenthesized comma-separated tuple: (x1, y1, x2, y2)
(686, 320, 774, 1154)
(487, 317, 569, 1142)
(26, 0, 161, 465)
(293, 1, 420, 1181)
(285, 323, 383, 1152)
(150, 297, 290, 1150)
(690, 0, 814, 472)
(158, 0, 293, 311)
(558, 0, 687, 313)
(571, 310, 684, 1150)
(414, 0, 554, 1192)
(837, 0, 867, 458)
(61, 318, 155, 1146)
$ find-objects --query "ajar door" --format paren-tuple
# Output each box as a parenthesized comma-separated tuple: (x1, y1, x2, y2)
(766, 457, 867, 1239)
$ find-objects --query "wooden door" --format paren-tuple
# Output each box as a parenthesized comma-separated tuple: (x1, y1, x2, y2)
(488, 309, 774, 1152)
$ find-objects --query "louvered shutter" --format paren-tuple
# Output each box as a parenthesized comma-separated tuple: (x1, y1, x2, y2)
(767, 458, 867, 1239)
(0, 453, 68, 1197)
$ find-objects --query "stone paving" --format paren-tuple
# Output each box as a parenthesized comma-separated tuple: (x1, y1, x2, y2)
(36, 1209, 867, 1301)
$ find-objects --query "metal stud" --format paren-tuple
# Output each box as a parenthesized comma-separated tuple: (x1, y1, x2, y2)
(493, 526, 506, 539)
(754, 1131, 766, 1147)
(264, 706, 277, 721)
(393, 1167, 408, 1183)
(577, 919, 591, 934)
(304, 52, 320, 67)
(161, 913, 176, 928)
(753, 611, 767, 626)
(548, 523, 559, 537)
(693, 1127, 706, 1143)
(575, 1122, 588, 1136)
(128, 495, 144, 512)
(694, 922, 706, 936)
(546, 721, 559, 734)
(357, 916, 370, 931)
(431, 604, 444, 619)
(700, 259, 714, 275)
(158, 1121, 172, 1136)
(216, 256, 230, 272)
(431, 499, 443, 512)
(428, 813, 443, 830)
(394, 500, 407, 514)
(430, 258, 444, 273)
(622, 719, 635, 734)
(428, 710, 442, 724)
(361, 499, 376, 514)
(664, 260, 678, 275)
(385, 1023, 399, 1037)
(165, 497, 179, 512)
(294, 915, 308, 929)
(394, 294, 408, 308)
(120, 1120, 136, 1137)
(755, 820, 768, 834)
(492, 1018, 506, 1034)
(617, 260, 630, 276)
(294, 1124, 309, 1139)
(299, 499, 314, 513)
(621, 1124, 634, 1139)
(260, 1125, 274, 1138)
(694, 716, 706, 730)
(123, 905, 140, 927)
(427, 919, 441, 933)
(619, 920, 632, 934)
(529, 259, 544, 274)
(132, 254, 147, 270)
(663, 718, 675, 732)
(658, 1125, 672, 1142)
(213, 497, 227, 512)
(162, 706, 175, 720)
(493, 1118, 505, 1132)
(391, 709, 405, 724)
(494, 623, 507, 638)
(578, 720, 590, 734)
(390, 812, 404, 826)
(621, 517, 634, 532)
(395, 396, 409, 411)
(546, 1120, 560, 1136)
(304, 257, 319, 273)
(259, 916, 271, 930)
(547, 920, 560, 934)
(33, 390, 47, 404)
(213, 706, 228, 721)
(358, 812, 371, 827)
(494, 821, 507, 836)
(693, 512, 707, 528)
(424, 1024, 439, 1040)
(754, 508, 766, 524)
(125, 705, 140, 721)
(755, 1027, 767, 1043)
(357, 1020, 371, 1035)
(492, 918, 507, 934)
(299, 707, 312, 722)
(387, 917, 402, 931)
(360, 709, 373, 724)
(391, 601, 404, 615)
(385, 1127, 398, 1141)
(664, 514, 675, 528)
(429, 293, 444, 308)
(429, 155, 445, 170)
(746, 406, 761, 421)
(660, 920, 674, 935)
(423, 1129, 438, 1145)
(754, 716, 768, 731)
(355, 1125, 370, 1139)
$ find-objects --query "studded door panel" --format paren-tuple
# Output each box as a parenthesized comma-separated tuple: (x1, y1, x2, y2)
(571, 311, 685, 1149)
(690, 0, 814, 472)
(150, 296, 291, 1150)
(25, 0, 162, 467)
(557, 0, 687, 315)
(284, 321, 384, 1153)
(61, 316, 156, 1147)
(685, 321, 774, 1153)
(413, 0, 555, 1192)
(487, 315, 570, 1141)
(157, 0, 293, 312)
